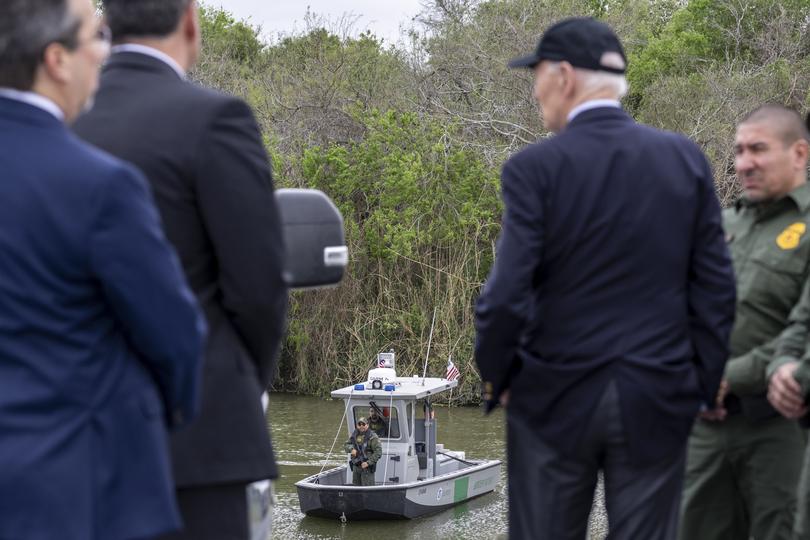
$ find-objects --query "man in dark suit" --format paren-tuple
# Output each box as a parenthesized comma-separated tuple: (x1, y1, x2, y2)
(474, 17, 737, 540)
(0, 0, 206, 538)
(74, 1, 288, 538)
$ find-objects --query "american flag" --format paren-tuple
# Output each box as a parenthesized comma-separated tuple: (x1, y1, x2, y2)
(445, 358, 460, 381)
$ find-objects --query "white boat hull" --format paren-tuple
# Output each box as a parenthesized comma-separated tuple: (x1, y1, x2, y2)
(296, 459, 501, 520)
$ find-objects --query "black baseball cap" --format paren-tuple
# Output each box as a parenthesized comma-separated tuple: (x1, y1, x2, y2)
(509, 17, 627, 73)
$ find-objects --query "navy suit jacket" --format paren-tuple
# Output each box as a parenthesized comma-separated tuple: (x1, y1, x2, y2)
(475, 107, 736, 464)
(0, 97, 205, 539)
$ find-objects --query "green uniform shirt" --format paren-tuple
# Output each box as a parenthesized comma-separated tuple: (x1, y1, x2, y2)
(344, 430, 383, 466)
(723, 182, 810, 395)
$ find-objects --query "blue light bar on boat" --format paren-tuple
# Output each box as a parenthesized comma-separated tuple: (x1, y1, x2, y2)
(354, 384, 365, 390)
(384, 384, 395, 392)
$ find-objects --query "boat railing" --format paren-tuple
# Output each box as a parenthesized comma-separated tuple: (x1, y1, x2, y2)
(297, 458, 501, 491)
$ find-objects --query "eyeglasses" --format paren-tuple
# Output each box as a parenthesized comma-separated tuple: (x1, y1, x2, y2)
(357, 422, 367, 426)
(77, 25, 112, 48)
(49, 23, 111, 53)
(94, 25, 112, 46)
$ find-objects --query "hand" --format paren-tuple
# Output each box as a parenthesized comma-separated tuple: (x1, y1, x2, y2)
(500, 390, 510, 409)
(698, 379, 728, 421)
(351, 449, 357, 457)
(699, 407, 727, 421)
(361, 461, 369, 469)
(768, 362, 807, 419)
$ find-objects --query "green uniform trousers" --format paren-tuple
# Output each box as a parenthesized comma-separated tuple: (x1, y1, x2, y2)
(795, 443, 810, 539)
(352, 467, 375, 486)
(679, 414, 803, 540)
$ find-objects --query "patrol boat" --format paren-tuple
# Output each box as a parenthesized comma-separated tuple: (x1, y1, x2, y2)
(295, 352, 502, 521)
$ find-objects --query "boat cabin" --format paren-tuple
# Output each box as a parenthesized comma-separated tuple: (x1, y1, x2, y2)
(295, 351, 501, 520)
(331, 352, 459, 486)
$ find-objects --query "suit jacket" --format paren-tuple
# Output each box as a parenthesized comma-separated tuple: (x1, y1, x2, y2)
(475, 107, 737, 465)
(74, 51, 288, 485)
(0, 97, 205, 539)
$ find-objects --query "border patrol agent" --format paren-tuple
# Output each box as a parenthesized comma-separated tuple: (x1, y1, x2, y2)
(344, 417, 383, 486)
(764, 110, 810, 539)
(680, 105, 810, 540)
(368, 407, 389, 438)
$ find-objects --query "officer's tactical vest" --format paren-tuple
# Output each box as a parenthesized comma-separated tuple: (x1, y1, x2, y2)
(350, 430, 377, 472)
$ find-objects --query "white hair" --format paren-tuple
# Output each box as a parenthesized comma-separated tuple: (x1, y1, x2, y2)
(575, 68, 629, 99)
(546, 61, 629, 99)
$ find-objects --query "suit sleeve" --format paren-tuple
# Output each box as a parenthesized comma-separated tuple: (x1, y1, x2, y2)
(687, 155, 737, 406)
(474, 156, 545, 409)
(194, 98, 288, 389)
(90, 164, 206, 428)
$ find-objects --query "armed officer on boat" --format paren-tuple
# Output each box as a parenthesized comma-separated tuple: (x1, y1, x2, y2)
(344, 417, 383, 486)
(368, 406, 388, 438)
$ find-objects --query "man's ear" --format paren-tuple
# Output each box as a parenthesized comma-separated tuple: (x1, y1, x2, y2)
(182, 1, 199, 43)
(559, 62, 576, 97)
(792, 138, 809, 171)
(40, 42, 71, 85)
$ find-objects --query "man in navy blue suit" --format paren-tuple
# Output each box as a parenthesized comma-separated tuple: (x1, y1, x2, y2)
(0, 0, 206, 538)
(474, 17, 737, 540)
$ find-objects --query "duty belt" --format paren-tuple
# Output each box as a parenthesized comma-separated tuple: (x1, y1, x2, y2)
(723, 393, 778, 421)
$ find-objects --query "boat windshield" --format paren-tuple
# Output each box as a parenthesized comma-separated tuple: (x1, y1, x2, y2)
(354, 405, 400, 439)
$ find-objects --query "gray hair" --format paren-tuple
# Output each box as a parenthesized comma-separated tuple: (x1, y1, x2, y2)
(575, 68, 629, 99)
(0, 0, 81, 90)
(546, 62, 629, 99)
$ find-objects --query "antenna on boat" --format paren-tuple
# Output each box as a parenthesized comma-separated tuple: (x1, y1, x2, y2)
(420, 307, 437, 386)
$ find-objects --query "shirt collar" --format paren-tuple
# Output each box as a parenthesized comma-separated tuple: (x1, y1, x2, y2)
(736, 182, 810, 214)
(110, 44, 186, 79)
(567, 99, 622, 123)
(786, 182, 810, 213)
(0, 88, 64, 121)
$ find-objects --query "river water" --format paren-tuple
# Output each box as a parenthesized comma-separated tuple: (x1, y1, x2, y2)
(266, 393, 608, 540)
(267, 392, 507, 539)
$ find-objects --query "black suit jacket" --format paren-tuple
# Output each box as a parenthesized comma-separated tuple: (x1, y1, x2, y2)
(75, 52, 288, 484)
(475, 107, 737, 465)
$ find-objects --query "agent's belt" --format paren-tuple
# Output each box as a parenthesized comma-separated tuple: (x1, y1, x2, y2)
(723, 393, 778, 421)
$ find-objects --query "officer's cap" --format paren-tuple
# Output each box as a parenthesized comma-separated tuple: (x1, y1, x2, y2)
(508, 17, 626, 74)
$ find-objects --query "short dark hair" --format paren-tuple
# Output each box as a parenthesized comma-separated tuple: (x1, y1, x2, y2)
(102, 0, 192, 41)
(0, 0, 81, 90)
(740, 104, 810, 147)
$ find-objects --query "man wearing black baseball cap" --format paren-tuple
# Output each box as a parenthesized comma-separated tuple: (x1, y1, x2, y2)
(474, 17, 735, 540)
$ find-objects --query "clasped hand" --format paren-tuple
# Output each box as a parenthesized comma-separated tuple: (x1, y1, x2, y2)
(699, 380, 729, 421)
(768, 362, 807, 418)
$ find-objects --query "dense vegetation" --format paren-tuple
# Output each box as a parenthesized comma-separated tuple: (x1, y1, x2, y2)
(192, 1, 810, 403)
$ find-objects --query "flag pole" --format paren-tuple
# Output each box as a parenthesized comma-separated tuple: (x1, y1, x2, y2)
(420, 307, 437, 386)
(448, 354, 454, 407)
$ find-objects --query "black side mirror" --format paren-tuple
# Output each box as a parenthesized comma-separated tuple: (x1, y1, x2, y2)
(275, 188, 348, 289)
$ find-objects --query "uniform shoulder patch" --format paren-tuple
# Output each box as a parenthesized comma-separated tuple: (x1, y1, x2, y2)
(776, 222, 806, 250)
